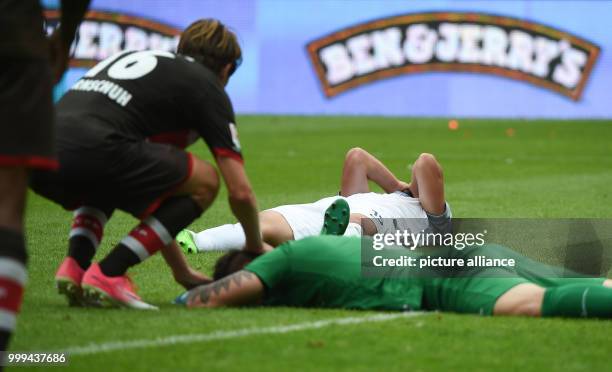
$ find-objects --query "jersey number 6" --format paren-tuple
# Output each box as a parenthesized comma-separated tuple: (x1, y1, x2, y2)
(84, 50, 175, 80)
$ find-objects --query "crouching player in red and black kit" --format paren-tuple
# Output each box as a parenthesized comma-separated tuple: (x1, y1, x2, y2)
(30, 19, 264, 309)
(0, 0, 90, 352)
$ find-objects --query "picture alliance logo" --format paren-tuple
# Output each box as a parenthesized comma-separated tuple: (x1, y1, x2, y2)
(44, 10, 181, 68)
(306, 12, 600, 100)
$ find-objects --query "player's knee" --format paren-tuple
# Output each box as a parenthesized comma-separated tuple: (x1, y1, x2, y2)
(416, 153, 439, 168)
(189, 161, 220, 207)
(415, 153, 442, 177)
(345, 147, 367, 167)
(197, 171, 220, 203)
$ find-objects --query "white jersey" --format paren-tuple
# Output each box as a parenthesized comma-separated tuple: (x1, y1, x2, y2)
(268, 191, 446, 240)
(346, 191, 432, 234)
(346, 191, 426, 219)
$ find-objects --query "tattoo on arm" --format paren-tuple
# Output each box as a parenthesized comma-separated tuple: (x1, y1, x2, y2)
(188, 271, 256, 306)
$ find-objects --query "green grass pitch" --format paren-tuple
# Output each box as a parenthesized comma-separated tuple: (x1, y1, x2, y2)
(14, 116, 612, 371)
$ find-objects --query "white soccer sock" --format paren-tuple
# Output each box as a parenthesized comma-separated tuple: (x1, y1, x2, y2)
(194, 223, 246, 252)
(344, 222, 363, 237)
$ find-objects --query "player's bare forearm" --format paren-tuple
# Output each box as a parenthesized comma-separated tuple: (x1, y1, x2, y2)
(217, 156, 263, 253)
(59, 0, 91, 45)
(161, 241, 211, 289)
(185, 270, 263, 308)
(228, 192, 263, 252)
(354, 149, 403, 192)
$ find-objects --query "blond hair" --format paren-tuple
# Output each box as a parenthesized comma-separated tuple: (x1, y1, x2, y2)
(177, 19, 242, 76)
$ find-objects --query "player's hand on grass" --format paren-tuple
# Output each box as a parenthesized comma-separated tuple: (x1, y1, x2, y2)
(48, 30, 71, 84)
(175, 268, 212, 290)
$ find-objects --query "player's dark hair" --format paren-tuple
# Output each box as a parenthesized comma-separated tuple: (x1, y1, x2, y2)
(213, 250, 261, 280)
(178, 19, 242, 77)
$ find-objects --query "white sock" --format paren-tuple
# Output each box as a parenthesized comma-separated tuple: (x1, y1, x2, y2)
(194, 223, 246, 252)
(344, 222, 362, 237)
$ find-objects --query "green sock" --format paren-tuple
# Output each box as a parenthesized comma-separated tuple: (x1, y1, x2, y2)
(542, 284, 612, 318)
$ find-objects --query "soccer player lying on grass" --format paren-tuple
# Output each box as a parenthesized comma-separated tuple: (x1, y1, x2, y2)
(30, 19, 265, 309)
(175, 233, 612, 319)
(177, 148, 451, 253)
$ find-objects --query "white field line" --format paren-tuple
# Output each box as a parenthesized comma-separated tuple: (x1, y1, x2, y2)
(63, 312, 426, 356)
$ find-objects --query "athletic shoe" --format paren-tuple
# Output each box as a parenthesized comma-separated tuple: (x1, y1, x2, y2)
(55, 257, 85, 307)
(320, 198, 350, 236)
(81, 263, 158, 310)
(176, 229, 198, 254)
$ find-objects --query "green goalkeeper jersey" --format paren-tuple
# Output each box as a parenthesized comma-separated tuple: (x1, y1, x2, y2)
(245, 235, 606, 314)
(245, 235, 424, 311)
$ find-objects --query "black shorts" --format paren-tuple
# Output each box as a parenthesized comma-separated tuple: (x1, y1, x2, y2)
(30, 120, 194, 218)
(0, 57, 56, 169)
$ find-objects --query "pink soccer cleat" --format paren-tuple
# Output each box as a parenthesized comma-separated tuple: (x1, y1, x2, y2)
(55, 257, 86, 307)
(81, 263, 158, 310)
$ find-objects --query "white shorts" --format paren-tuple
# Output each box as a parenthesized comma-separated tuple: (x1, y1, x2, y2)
(346, 192, 427, 219)
(268, 196, 339, 240)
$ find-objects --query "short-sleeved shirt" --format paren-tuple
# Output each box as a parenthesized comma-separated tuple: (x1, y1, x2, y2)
(245, 235, 425, 311)
(56, 50, 242, 161)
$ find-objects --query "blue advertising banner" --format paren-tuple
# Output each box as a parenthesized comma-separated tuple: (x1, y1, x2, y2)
(45, 0, 612, 118)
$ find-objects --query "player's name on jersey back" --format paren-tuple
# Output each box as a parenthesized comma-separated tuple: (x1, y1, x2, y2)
(70, 78, 133, 107)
